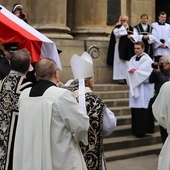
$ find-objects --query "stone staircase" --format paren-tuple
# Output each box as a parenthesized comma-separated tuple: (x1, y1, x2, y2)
(93, 84, 162, 162)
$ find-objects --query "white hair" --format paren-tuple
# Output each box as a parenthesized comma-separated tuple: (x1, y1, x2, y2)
(160, 56, 170, 64)
(119, 15, 129, 21)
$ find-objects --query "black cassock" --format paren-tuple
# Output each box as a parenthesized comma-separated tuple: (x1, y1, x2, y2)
(106, 24, 135, 66)
(0, 73, 32, 170)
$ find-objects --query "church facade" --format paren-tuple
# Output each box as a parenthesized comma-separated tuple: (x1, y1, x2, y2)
(1, 0, 169, 83)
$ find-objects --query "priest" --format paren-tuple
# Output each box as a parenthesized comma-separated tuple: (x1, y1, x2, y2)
(126, 42, 154, 137)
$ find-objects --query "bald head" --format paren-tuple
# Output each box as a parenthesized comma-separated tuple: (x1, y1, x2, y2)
(35, 58, 58, 81)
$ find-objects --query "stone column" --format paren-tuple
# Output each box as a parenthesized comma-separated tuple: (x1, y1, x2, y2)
(29, 0, 72, 39)
(1, 1, 8, 7)
(70, 0, 110, 40)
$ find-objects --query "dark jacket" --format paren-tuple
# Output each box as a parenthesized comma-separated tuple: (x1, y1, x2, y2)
(149, 70, 170, 95)
(0, 56, 10, 80)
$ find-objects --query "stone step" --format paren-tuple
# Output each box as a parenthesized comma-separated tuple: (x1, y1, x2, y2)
(109, 106, 131, 116)
(104, 143, 162, 162)
(96, 84, 162, 161)
(107, 122, 160, 137)
(116, 115, 159, 126)
(103, 98, 129, 107)
(64, 83, 162, 161)
(110, 124, 132, 136)
(64, 84, 129, 91)
(116, 115, 131, 126)
(94, 84, 129, 91)
(95, 90, 129, 99)
(104, 132, 161, 152)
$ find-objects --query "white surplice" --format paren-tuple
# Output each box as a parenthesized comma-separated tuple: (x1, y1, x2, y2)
(152, 81, 170, 170)
(133, 23, 157, 44)
(126, 52, 154, 108)
(13, 86, 89, 170)
(151, 22, 170, 56)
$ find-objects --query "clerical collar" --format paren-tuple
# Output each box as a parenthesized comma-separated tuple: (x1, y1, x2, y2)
(141, 23, 147, 32)
(29, 80, 57, 97)
(136, 54, 144, 61)
(158, 21, 165, 25)
(141, 23, 147, 26)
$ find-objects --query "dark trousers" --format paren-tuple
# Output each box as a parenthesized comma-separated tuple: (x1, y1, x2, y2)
(148, 96, 168, 143)
(159, 125, 168, 144)
(147, 97, 156, 133)
(131, 108, 148, 137)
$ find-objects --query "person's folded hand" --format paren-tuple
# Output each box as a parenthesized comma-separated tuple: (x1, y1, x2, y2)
(129, 68, 136, 73)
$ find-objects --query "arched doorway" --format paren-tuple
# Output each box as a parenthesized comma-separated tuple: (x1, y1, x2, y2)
(156, 0, 170, 23)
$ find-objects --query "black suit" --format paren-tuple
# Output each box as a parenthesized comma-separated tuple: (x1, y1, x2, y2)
(0, 56, 10, 80)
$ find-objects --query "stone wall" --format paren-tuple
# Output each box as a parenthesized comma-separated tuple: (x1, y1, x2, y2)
(54, 39, 114, 84)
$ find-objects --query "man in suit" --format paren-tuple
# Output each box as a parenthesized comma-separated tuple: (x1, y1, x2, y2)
(0, 42, 18, 80)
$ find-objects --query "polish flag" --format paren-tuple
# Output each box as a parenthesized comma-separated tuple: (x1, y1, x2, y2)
(0, 5, 62, 70)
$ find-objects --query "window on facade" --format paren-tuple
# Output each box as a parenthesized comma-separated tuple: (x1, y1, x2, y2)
(107, 0, 121, 25)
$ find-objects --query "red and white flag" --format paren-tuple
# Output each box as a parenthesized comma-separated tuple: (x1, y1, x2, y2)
(0, 5, 62, 70)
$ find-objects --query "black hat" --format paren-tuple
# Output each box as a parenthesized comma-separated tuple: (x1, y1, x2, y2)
(57, 49, 62, 54)
(3, 42, 19, 53)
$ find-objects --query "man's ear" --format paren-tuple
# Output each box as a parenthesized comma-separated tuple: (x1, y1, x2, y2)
(86, 77, 94, 90)
(54, 69, 59, 80)
(34, 72, 38, 81)
(89, 78, 93, 87)
(85, 78, 90, 87)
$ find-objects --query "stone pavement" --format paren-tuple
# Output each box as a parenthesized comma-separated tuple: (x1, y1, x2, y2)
(106, 154, 159, 170)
